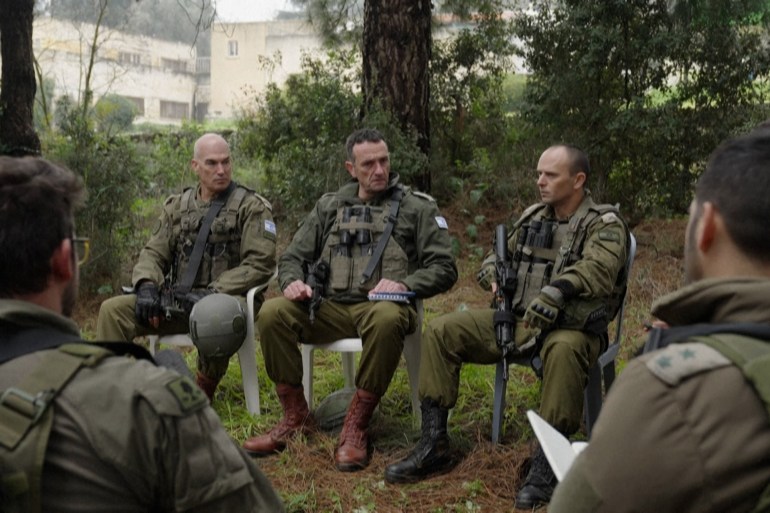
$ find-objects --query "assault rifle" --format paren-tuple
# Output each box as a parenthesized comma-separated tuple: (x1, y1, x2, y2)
(160, 284, 185, 320)
(306, 260, 330, 325)
(493, 224, 517, 381)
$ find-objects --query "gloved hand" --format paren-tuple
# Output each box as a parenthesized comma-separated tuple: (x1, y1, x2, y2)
(135, 281, 162, 327)
(523, 285, 565, 331)
(180, 288, 215, 316)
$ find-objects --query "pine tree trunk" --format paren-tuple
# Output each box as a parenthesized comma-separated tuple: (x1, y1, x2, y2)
(0, 0, 41, 156)
(363, 0, 432, 192)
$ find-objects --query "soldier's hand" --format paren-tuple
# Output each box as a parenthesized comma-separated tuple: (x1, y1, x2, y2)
(523, 285, 565, 331)
(181, 288, 215, 316)
(135, 281, 162, 328)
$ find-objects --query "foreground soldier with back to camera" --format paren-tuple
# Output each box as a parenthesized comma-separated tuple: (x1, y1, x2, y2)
(96, 133, 276, 400)
(242, 128, 457, 472)
(549, 129, 770, 513)
(0, 156, 284, 512)
(385, 144, 629, 510)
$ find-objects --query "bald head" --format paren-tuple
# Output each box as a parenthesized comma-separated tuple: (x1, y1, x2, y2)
(191, 133, 232, 201)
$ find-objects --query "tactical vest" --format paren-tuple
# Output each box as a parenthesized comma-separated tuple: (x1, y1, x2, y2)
(174, 186, 248, 287)
(318, 187, 408, 303)
(0, 344, 111, 513)
(510, 199, 628, 333)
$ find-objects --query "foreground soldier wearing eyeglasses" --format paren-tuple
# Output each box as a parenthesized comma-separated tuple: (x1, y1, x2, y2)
(0, 156, 284, 511)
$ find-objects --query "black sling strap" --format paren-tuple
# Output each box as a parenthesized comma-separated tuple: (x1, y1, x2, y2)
(176, 181, 236, 296)
(360, 186, 403, 284)
(0, 326, 155, 365)
(643, 322, 770, 354)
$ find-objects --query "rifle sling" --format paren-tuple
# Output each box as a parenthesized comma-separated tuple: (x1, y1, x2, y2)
(176, 181, 236, 296)
(644, 322, 770, 354)
(360, 186, 403, 284)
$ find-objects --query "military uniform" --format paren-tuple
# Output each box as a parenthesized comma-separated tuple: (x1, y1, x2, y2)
(258, 173, 457, 397)
(549, 278, 770, 513)
(419, 192, 628, 435)
(0, 299, 285, 512)
(97, 183, 276, 381)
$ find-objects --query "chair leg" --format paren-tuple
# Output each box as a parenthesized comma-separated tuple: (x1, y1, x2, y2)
(237, 335, 261, 416)
(301, 345, 315, 409)
(492, 360, 508, 444)
(341, 352, 356, 388)
(583, 364, 602, 437)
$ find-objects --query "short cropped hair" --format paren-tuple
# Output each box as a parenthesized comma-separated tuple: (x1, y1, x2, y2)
(345, 128, 386, 163)
(552, 144, 591, 179)
(0, 157, 85, 296)
(696, 129, 770, 262)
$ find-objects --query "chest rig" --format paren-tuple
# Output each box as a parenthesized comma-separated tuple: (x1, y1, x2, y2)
(1, 340, 111, 513)
(173, 185, 246, 287)
(510, 200, 622, 332)
(319, 187, 408, 303)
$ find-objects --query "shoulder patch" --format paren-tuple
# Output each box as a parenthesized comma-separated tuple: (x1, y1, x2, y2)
(166, 375, 208, 412)
(263, 219, 277, 239)
(412, 190, 437, 202)
(598, 229, 621, 243)
(601, 212, 620, 224)
(646, 342, 732, 386)
(435, 216, 449, 229)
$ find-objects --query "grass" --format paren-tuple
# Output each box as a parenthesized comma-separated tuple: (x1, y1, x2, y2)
(73, 215, 687, 512)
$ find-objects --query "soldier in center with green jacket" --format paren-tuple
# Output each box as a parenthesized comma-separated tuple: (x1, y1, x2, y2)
(243, 128, 457, 472)
(384, 144, 629, 510)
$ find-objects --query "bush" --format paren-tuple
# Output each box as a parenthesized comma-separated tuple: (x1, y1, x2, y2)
(94, 94, 137, 134)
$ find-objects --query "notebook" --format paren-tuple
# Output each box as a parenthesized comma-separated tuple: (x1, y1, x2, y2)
(367, 291, 416, 304)
(526, 409, 588, 481)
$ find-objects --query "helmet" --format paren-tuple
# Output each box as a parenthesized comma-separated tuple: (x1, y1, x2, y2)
(189, 293, 247, 358)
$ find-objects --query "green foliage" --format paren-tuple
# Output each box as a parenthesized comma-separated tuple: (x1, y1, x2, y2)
(515, 0, 770, 219)
(234, 49, 426, 220)
(42, 125, 147, 293)
(93, 94, 137, 134)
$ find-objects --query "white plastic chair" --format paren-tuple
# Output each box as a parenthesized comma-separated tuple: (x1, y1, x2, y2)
(491, 232, 637, 442)
(300, 301, 424, 421)
(147, 283, 268, 416)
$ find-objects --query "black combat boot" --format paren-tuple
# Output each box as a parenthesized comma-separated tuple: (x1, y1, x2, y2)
(514, 444, 557, 510)
(384, 399, 455, 484)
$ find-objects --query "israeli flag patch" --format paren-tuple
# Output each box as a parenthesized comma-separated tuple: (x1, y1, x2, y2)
(264, 219, 277, 235)
(435, 216, 448, 229)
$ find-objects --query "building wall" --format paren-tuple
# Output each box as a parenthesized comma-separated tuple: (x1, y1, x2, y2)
(31, 17, 200, 125)
(209, 19, 324, 119)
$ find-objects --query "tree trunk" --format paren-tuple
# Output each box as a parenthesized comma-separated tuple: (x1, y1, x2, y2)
(362, 0, 432, 192)
(0, 0, 41, 156)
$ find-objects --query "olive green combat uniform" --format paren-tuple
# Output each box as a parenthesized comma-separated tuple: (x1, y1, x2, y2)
(97, 183, 276, 381)
(550, 278, 770, 513)
(0, 299, 285, 512)
(258, 174, 457, 397)
(419, 192, 628, 435)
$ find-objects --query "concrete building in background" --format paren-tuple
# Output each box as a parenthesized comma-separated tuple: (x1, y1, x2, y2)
(29, 16, 204, 125)
(208, 19, 323, 120)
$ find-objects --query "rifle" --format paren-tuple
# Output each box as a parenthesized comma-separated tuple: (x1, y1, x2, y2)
(160, 284, 185, 320)
(493, 224, 517, 381)
(306, 260, 330, 325)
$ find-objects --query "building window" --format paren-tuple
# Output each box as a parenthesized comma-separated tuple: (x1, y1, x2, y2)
(161, 58, 189, 73)
(228, 40, 238, 57)
(118, 52, 142, 65)
(123, 96, 145, 116)
(160, 100, 189, 120)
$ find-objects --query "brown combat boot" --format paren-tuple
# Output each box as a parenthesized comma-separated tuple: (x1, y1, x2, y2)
(195, 372, 220, 402)
(242, 384, 316, 456)
(335, 388, 380, 472)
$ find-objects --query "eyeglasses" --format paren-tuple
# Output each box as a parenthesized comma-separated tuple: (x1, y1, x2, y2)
(72, 237, 90, 266)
